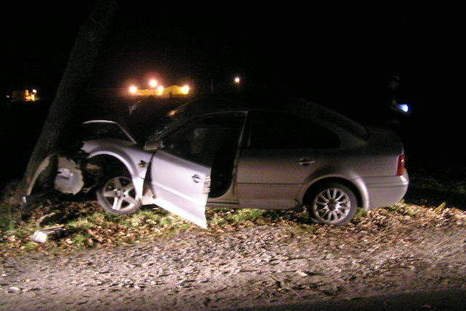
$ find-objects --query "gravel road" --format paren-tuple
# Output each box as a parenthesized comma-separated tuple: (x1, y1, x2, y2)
(1, 205, 465, 310)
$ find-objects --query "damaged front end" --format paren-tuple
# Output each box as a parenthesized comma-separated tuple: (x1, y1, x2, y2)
(54, 156, 84, 195)
(24, 150, 97, 204)
(25, 120, 140, 201)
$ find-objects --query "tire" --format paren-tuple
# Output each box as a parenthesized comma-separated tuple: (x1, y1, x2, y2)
(307, 182, 358, 225)
(96, 175, 142, 215)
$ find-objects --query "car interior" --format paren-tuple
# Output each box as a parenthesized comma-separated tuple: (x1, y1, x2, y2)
(160, 112, 245, 198)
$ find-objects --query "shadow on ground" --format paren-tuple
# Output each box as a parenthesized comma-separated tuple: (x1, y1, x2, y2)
(235, 289, 466, 311)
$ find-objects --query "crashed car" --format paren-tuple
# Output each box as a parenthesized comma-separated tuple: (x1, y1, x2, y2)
(53, 96, 409, 228)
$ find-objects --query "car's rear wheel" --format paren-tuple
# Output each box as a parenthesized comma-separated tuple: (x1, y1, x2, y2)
(96, 175, 141, 215)
(307, 183, 357, 225)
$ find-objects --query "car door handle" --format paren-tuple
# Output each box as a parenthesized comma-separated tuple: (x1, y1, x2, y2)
(298, 158, 315, 166)
(192, 174, 201, 183)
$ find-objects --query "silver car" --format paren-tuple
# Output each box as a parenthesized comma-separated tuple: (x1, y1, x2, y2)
(79, 97, 408, 227)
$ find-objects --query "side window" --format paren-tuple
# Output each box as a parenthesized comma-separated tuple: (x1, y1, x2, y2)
(162, 113, 245, 165)
(248, 111, 340, 149)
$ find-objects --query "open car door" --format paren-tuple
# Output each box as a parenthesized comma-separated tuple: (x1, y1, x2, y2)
(148, 112, 246, 228)
(151, 151, 211, 228)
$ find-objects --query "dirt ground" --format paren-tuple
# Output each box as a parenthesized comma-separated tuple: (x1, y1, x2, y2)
(1, 202, 465, 310)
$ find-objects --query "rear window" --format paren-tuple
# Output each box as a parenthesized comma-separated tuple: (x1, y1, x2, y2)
(292, 99, 369, 139)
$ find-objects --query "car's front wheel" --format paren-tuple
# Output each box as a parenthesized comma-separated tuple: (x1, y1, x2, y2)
(307, 183, 358, 225)
(96, 176, 142, 215)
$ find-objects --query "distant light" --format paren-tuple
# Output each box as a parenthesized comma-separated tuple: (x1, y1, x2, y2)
(148, 79, 158, 88)
(180, 84, 190, 95)
(234, 76, 241, 84)
(156, 85, 164, 95)
(128, 85, 138, 95)
(398, 103, 409, 113)
(32, 89, 37, 94)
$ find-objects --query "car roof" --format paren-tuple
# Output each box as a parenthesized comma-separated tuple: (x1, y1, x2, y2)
(174, 92, 302, 114)
(170, 92, 368, 139)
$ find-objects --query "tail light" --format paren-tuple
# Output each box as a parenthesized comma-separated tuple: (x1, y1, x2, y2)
(397, 154, 407, 176)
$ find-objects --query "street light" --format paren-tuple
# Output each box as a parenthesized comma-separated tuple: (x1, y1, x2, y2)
(234, 76, 241, 85)
(181, 84, 190, 95)
(148, 79, 158, 88)
(156, 85, 164, 96)
(128, 85, 138, 95)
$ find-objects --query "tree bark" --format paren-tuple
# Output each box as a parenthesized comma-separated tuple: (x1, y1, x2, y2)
(20, 0, 118, 198)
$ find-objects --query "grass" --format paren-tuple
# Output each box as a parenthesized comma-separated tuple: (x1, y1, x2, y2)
(385, 201, 419, 217)
(67, 217, 94, 230)
(209, 208, 267, 226)
(1, 200, 305, 257)
(2, 181, 461, 257)
(71, 232, 94, 248)
(351, 208, 368, 223)
(230, 209, 265, 222)
(292, 223, 318, 234)
(22, 241, 40, 251)
(0, 203, 21, 232)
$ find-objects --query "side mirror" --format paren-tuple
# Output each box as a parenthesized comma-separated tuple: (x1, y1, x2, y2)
(144, 140, 164, 152)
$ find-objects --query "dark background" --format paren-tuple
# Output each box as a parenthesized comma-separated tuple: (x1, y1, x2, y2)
(0, 2, 464, 185)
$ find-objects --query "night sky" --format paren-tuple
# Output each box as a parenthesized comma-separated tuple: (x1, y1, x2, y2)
(1, 4, 459, 100)
(1, 3, 464, 164)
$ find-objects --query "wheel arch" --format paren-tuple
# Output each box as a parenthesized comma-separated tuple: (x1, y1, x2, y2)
(299, 176, 369, 210)
(87, 151, 135, 174)
(86, 151, 144, 199)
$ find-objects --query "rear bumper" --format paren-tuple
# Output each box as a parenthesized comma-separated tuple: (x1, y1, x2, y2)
(364, 174, 409, 209)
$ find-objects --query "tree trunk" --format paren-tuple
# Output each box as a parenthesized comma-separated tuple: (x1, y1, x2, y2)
(20, 0, 118, 198)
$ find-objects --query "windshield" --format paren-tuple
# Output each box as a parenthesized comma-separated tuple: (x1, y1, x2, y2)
(124, 97, 190, 143)
(139, 106, 188, 143)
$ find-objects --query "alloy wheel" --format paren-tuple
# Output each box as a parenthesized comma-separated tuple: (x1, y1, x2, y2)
(312, 187, 352, 224)
(101, 176, 139, 212)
